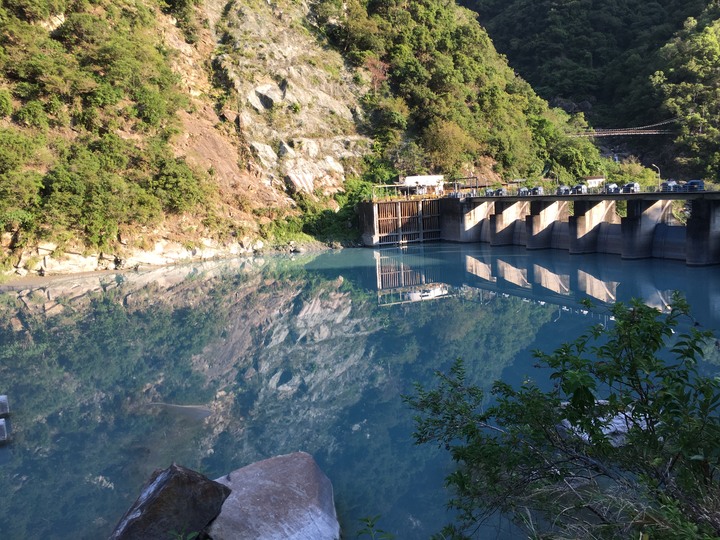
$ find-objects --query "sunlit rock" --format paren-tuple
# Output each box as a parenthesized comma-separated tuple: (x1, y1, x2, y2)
(37, 13, 65, 32)
(209, 452, 340, 540)
(42, 252, 99, 274)
(36, 242, 58, 256)
(249, 83, 285, 111)
(251, 142, 279, 170)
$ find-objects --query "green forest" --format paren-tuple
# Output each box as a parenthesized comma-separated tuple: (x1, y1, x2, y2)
(313, 0, 603, 183)
(462, 0, 720, 179)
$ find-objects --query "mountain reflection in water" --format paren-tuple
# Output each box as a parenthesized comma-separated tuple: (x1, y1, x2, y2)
(0, 245, 718, 539)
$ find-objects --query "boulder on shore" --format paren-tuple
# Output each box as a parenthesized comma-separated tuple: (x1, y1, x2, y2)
(209, 451, 340, 540)
(109, 463, 231, 540)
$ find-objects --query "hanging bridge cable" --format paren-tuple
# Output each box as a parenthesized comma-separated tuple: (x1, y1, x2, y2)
(571, 118, 680, 137)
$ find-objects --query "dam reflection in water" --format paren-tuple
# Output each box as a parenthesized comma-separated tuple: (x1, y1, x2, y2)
(372, 244, 720, 329)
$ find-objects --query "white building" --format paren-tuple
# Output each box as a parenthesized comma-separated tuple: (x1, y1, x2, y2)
(397, 175, 445, 195)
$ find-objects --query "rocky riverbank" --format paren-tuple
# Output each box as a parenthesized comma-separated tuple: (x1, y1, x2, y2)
(0, 233, 337, 283)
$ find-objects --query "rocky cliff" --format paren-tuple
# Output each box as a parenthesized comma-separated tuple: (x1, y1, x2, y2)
(209, 0, 370, 197)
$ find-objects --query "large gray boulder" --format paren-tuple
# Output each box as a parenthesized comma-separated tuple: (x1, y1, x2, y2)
(109, 463, 231, 540)
(209, 451, 340, 540)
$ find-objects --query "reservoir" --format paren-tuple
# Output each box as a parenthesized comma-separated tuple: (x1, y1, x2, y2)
(0, 245, 718, 539)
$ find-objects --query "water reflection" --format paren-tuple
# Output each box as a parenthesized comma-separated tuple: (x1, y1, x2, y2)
(0, 246, 717, 539)
(371, 245, 720, 329)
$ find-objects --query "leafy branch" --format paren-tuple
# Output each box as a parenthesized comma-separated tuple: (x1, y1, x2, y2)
(406, 297, 720, 539)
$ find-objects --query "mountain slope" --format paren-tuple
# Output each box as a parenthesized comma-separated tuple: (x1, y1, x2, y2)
(0, 0, 370, 276)
(312, 0, 603, 182)
(461, 0, 708, 123)
(461, 0, 720, 178)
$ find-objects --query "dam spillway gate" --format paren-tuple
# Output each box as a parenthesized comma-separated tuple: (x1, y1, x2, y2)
(374, 199, 441, 246)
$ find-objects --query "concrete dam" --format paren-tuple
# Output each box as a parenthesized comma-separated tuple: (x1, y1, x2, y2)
(358, 192, 720, 266)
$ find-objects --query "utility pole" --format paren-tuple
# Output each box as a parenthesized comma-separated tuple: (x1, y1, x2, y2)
(548, 171, 558, 187)
(651, 163, 660, 191)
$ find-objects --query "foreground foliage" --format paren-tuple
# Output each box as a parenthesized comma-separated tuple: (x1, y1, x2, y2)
(406, 298, 720, 538)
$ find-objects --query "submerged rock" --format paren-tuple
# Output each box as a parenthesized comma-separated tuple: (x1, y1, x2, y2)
(209, 451, 340, 540)
(0, 395, 8, 418)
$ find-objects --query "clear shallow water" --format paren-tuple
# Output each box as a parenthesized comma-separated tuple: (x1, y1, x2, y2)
(0, 245, 718, 539)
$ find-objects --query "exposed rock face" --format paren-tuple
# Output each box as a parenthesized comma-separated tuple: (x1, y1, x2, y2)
(209, 452, 340, 540)
(109, 463, 231, 540)
(210, 0, 370, 195)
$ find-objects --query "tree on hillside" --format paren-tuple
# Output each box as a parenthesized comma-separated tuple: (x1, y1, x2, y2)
(406, 298, 720, 539)
(460, 0, 708, 126)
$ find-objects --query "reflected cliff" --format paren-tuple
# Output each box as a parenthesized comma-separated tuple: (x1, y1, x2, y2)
(0, 246, 718, 539)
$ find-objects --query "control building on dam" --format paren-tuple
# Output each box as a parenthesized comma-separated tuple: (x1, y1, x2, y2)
(358, 192, 720, 266)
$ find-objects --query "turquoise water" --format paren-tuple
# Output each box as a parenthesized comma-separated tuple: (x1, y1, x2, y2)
(0, 245, 718, 539)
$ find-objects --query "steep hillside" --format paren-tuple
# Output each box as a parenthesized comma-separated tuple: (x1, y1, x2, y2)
(209, 0, 370, 196)
(462, 0, 708, 123)
(0, 0, 370, 278)
(312, 0, 603, 182)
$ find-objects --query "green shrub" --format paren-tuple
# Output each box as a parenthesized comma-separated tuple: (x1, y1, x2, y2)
(407, 298, 720, 538)
(41, 165, 87, 228)
(147, 158, 205, 213)
(15, 100, 49, 129)
(0, 129, 38, 173)
(86, 83, 122, 108)
(4, 0, 68, 21)
(0, 170, 42, 209)
(81, 174, 134, 247)
(0, 171, 42, 231)
(88, 134, 131, 173)
(134, 86, 168, 127)
(0, 89, 13, 117)
(73, 106, 101, 132)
